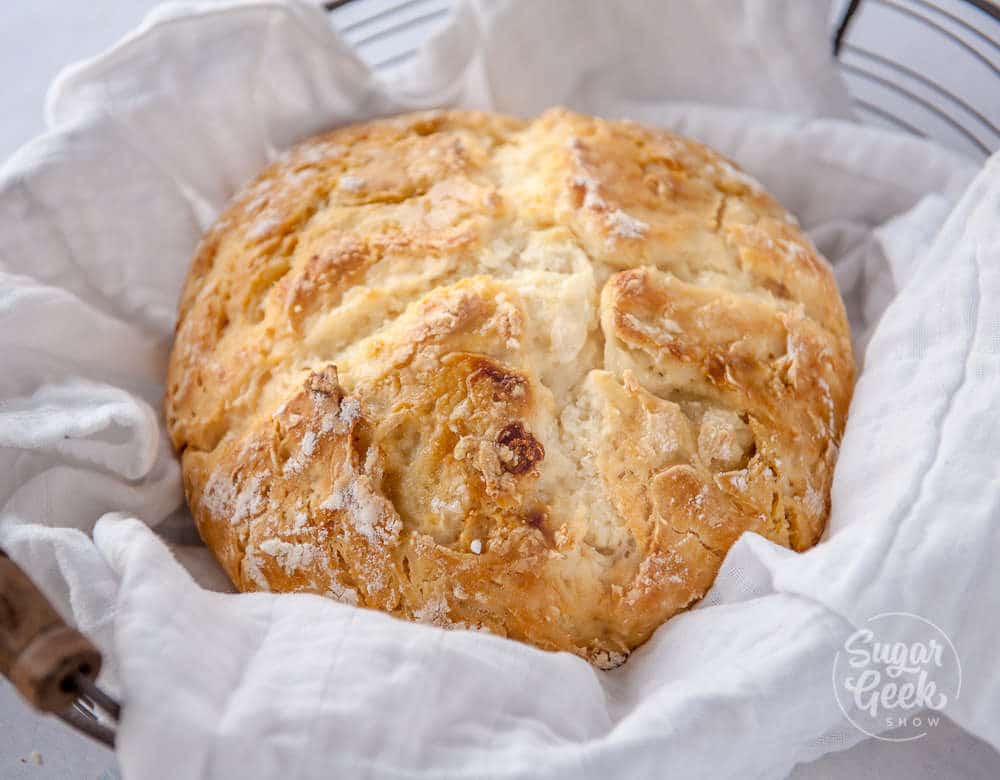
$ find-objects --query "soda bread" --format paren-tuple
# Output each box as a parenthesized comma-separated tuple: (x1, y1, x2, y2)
(166, 109, 854, 668)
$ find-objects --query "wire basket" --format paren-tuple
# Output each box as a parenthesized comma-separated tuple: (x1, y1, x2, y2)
(326, 0, 1000, 160)
(6, 0, 996, 758)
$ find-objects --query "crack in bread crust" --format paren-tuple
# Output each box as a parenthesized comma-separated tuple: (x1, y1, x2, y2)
(166, 108, 855, 668)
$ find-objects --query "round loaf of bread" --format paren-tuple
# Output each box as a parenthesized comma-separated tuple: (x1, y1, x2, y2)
(166, 108, 854, 668)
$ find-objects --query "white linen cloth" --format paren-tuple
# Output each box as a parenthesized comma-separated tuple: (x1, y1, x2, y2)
(0, 1, 996, 777)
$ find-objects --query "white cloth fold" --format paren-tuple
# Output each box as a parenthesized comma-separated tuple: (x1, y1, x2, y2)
(1, 1, 996, 778)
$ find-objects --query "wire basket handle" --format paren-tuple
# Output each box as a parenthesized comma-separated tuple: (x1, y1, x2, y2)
(0, 549, 119, 747)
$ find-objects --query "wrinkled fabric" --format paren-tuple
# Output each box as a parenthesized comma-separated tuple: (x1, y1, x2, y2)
(0, 1, 995, 778)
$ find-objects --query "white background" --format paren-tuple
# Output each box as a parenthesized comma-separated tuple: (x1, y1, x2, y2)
(1, 2, 998, 778)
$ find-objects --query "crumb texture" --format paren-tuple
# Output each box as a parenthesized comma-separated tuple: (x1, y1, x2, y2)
(166, 109, 854, 667)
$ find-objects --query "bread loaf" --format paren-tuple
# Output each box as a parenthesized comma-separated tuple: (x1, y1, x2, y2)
(166, 108, 854, 667)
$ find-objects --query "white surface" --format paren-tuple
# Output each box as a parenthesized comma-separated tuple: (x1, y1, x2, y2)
(2, 1, 999, 778)
(2, 0, 162, 162)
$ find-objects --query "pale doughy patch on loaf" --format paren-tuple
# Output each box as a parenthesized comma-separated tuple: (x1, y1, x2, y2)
(166, 109, 854, 667)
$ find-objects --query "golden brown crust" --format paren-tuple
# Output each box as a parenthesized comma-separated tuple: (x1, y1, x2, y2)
(166, 108, 854, 667)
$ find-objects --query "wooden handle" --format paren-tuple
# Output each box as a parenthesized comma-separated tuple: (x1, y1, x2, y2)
(0, 549, 102, 713)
